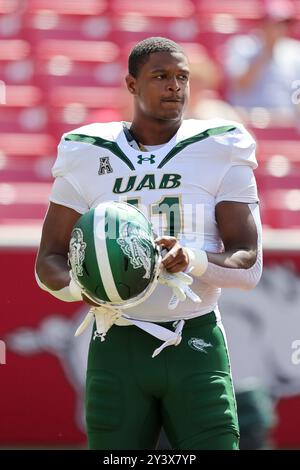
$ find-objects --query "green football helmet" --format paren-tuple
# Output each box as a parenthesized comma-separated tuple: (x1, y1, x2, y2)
(69, 201, 161, 308)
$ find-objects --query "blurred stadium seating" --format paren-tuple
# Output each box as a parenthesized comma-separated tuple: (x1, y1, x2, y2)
(1, 0, 300, 230)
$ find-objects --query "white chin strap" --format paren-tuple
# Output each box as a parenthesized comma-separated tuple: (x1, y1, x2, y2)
(74, 262, 202, 357)
(123, 316, 185, 358)
(75, 305, 185, 358)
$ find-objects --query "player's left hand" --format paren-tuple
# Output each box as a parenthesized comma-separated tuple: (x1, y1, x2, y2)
(155, 236, 189, 273)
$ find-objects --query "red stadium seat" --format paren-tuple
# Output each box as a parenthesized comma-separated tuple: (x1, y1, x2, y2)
(35, 60, 124, 88)
(46, 86, 128, 139)
(0, 155, 54, 182)
(0, 59, 35, 85)
(196, 0, 269, 19)
(0, 39, 31, 61)
(256, 140, 300, 187)
(27, 0, 107, 16)
(0, 12, 24, 39)
(258, 140, 300, 161)
(48, 86, 127, 108)
(260, 189, 300, 229)
(256, 174, 300, 192)
(0, 133, 56, 155)
(26, 13, 113, 42)
(0, 107, 48, 133)
(250, 126, 300, 141)
(0, 0, 23, 14)
(112, 17, 196, 48)
(110, 0, 195, 18)
(0, 181, 50, 223)
(4, 85, 43, 106)
(36, 39, 120, 62)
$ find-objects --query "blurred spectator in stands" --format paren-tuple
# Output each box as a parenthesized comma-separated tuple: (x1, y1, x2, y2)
(223, 0, 300, 122)
(187, 51, 242, 122)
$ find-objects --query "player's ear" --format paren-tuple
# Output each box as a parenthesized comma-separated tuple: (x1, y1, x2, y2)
(125, 74, 137, 95)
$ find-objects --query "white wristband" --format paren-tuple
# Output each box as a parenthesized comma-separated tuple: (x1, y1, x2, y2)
(185, 248, 208, 277)
(35, 270, 83, 302)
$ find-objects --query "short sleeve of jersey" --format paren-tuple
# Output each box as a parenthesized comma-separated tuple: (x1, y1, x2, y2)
(49, 136, 89, 213)
(229, 123, 257, 168)
(51, 136, 78, 178)
(216, 165, 258, 204)
(215, 122, 258, 204)
(49, 177, 89, 214)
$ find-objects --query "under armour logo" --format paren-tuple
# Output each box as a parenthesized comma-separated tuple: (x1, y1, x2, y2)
(98, 157, 113, 175)
(137, 154, 156, 165)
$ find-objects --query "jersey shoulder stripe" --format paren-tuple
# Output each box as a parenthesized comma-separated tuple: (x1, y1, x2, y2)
(158, 125, 236, 169)
(64, 132, 135, 171)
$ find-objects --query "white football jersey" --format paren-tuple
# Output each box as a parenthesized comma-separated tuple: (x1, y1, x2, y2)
(50, 119, 258, 322)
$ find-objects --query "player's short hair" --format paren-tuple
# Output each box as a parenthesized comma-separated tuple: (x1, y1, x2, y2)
(128, 37, 185, 78)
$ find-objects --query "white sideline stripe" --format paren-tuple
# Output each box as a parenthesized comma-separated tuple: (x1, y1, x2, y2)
(94, 204, 123, 302)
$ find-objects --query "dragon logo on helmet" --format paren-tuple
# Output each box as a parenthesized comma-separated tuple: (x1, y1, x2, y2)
(69, 228, 87, 277)
(117, 221, 153, 279)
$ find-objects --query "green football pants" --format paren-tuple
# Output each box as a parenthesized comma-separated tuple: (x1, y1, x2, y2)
(85, 311, 240, 450)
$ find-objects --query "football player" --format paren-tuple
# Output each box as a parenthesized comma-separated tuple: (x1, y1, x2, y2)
(35, 37, 262, 450)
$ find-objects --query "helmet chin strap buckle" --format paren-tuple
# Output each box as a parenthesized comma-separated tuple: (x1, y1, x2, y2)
(76, 302, 187, 358)
(75, 304, 123, 339)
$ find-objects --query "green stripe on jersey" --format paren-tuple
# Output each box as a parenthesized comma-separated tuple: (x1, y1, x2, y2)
(158, 125, 236, 169)
(65, 133, 135, 171)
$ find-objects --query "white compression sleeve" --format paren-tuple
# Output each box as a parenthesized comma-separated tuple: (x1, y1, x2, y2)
(200, 203, 262, 290)
(185, 247, 208, 277)
(35, 270, 83, 302)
